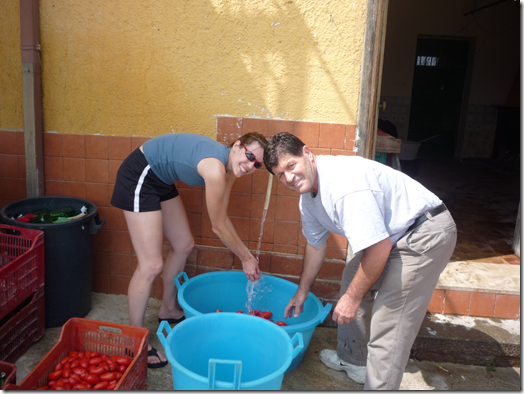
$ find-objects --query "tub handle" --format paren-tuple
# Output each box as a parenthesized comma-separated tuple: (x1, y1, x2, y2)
(290, 332, 304, 360)
(89, 214, 105, 235)
(174, 272, 189, 290)
(157, 320, 173, 351)
(208, 359, 242, 390)
(318, 303, 333, 323)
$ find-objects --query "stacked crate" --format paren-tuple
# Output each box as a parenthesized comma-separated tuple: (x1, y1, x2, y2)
(0, 224, 45, 364)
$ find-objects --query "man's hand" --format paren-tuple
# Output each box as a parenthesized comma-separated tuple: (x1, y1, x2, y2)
(332, 238, 392, 325)
(284, 291, 308, 319)
(332, 293, 361, 325)
(242, 256, 261, 281)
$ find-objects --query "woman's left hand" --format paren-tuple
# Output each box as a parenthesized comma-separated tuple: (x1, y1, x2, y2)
(243, 255, 261, 281)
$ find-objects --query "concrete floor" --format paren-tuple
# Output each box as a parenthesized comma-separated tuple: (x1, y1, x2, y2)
(13, 293, 521, 390)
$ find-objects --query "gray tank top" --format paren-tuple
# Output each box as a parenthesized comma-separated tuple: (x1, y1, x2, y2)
(142, 133, 230, 186)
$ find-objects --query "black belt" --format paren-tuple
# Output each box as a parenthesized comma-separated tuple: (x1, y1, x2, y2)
(407, 204, 447, 232)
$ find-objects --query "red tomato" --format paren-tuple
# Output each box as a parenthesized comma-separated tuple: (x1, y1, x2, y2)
(89, 366, 105, 376)
(69, 375, 82, 385)
(59, 356, 71, 366)
(236, 310, 243, 313)
(100, 362, 109, 372)
(118, 365, 127, 373)
(93, 381, 108, 390)
(68, 355, 78, 364)
(77, 352, 84, 358)
(84, 351, 92, 359)
(73, 383, 89, 390)
(70, 359, 80, 369)
(89, 357, 102, 366)
(63, 383, 72, 390)
(254, 310, 262, 316)
(91, 352, 99, 358)
(260, 311, 273, 319)
(275, 321, 288, 326)
(80, 372, 89, 381)
(48, 370, 62, 381)
(107, 382, 117, 390)
(85, 373, 100, 385)
(72, 367, 87, 376)
(79, 357, 89, 369)
(69, 351, 78, 358)
(115, 356, 132, 366)
(47, 381, 56, 388)
(215, 309, 222, 312)
(114, 372, 122, 381)
(52, 384, 65, 390)
(53, 362, 63, 372)
(61, 368, 71, 379)
(100, 372, 115, 381)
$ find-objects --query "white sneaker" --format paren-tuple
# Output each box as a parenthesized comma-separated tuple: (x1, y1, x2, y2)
(319, 349, 366, 384)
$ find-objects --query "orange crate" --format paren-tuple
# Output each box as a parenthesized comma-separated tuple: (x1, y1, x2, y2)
(0, 224, 45, 321)
(0, 360, 16, 389)
(17, 318, 149, 391)
(0, 287, 45, 363)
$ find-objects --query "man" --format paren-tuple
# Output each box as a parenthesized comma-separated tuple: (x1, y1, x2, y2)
(263, 132, 456, 390)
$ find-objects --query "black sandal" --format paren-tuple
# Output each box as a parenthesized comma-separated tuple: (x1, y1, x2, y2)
(158, 316, 185, 324)
(148, 346, 168, 369)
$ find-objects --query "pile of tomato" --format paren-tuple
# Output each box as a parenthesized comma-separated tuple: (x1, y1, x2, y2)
(215, 309, 288, 326)
(36, 350, 133, 390)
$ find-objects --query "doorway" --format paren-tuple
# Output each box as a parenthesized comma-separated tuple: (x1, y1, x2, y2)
(407, 36, 471, 159)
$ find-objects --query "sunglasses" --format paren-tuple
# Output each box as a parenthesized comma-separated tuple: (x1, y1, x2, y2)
(239, 141, 262, 169)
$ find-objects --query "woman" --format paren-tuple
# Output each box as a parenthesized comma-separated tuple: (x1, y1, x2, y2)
(110, 132, 268, 368)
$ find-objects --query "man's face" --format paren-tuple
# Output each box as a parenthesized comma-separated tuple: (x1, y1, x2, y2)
(271, 146, 318, 195)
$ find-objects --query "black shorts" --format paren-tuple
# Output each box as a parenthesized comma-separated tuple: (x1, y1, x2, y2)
(110, 148, 179, 212)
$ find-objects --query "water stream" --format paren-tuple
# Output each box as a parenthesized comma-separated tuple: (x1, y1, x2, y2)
(246, 208, 269, 312)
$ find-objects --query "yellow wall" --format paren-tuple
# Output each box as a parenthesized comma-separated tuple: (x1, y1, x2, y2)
(0, 0, 23, 130)
(2, 1, 366, 138)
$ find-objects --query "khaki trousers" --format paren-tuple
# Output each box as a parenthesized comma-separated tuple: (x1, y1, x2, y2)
(337, 209, 457, 390)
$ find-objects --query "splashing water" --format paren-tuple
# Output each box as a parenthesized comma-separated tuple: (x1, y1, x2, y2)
(245, 274, 272, 313)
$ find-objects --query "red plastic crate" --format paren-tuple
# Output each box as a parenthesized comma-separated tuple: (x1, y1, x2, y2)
(0, 360, 17, 388)
(16, 318, 149, 391)
(0, 224, 45, 321)
(0, 287, 45, 363)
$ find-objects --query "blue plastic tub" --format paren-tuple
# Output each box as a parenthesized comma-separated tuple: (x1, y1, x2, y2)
(174, 271, 331, 372)
(158, 313, 303, 390)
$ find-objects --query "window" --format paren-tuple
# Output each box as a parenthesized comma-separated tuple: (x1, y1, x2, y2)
(416, 56, 438, 66)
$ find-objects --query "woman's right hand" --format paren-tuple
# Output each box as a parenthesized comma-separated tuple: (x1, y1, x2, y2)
(242, 255, 261, 281)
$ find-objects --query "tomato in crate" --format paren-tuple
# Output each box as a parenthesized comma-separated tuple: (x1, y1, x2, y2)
(12, 318, 149, 391)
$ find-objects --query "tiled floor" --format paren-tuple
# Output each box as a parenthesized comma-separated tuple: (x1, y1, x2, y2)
(404, 157, 520, 318)
(412, 157, 520, 265)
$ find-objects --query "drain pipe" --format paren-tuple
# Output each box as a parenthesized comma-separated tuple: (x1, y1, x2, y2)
(20, 0, 44, 197)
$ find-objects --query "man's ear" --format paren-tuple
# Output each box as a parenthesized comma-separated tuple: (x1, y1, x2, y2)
(303, 145, 314, 161)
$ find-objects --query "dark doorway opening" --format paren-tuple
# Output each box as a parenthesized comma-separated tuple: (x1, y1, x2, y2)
(408, 36, 470, 159)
